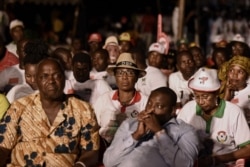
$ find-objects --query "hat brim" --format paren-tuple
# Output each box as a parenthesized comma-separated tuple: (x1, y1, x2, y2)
(188, 78, 220, 92)
(107, 65, 146, 78)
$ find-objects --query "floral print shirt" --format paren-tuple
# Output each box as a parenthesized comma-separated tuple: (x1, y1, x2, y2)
(0, 93, 99, 167)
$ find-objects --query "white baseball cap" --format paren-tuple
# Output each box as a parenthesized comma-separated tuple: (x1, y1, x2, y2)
(188, 68, 220, 92)
(148, 42, 165, 54)
(9, 19, 24, 30)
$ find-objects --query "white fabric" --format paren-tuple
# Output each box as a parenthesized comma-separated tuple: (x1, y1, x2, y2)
(168, 71, 193, 105)
(0, 65, 24, 93)
(90, 68, 117, 89)
(135, 66, 167, 96)
(231, 84, 250, 124)
(6, 83, 37, 103)
(64, 78, 112, 105)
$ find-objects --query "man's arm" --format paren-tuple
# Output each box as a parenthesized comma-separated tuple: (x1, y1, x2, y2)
(198, 144, 250, 167)
(156, 120, 200, 167)
(103, 119, 138, 167)
(74, 150, 99, 167)
(0, 146, 11, 167)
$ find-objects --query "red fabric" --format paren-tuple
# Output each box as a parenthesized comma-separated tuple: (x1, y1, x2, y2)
(0, 51, 19, 72)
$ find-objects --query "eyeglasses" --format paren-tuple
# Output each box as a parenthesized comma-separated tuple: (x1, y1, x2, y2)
(193, 94, 211, 101)
(115, 69, 136, 77)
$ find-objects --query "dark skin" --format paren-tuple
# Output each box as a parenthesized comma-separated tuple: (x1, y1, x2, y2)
(132, 90, 175, 140)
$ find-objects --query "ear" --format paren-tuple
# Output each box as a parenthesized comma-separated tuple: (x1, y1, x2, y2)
(171, 106, 177, 117)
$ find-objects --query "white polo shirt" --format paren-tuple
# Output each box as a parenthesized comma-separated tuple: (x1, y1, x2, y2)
(177, 100, 250, 155)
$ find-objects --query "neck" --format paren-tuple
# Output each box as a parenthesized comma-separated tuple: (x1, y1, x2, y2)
(118, 89, 136, 106)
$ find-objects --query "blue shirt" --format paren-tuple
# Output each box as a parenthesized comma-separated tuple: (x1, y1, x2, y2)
(103, 117, 200, 167)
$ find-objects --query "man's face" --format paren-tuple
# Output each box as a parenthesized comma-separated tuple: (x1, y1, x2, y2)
(147, 51, 163, 68)
(36, 59, 65, 100)
(177, 53, 196, 79)
(92, 52, 108, 72)
(106, 45, 120, 64)
(115, 68, 138, 91)
(10, 26, 24, 43)
(145, 92, 173, 125)
(73, 62, 90, 83)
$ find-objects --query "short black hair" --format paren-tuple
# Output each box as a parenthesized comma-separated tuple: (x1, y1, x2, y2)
(151, 87, 177, 107)
(72, 52, 92, 69)
(23, 39, 49, 65)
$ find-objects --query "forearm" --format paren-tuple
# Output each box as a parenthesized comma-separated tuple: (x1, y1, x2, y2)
(213, 145, 250, 165)
(156, 129, 199, 167)
(75, 150, 99, 167)
(0, 146, 11, 167)
(103, 133, 137, 167)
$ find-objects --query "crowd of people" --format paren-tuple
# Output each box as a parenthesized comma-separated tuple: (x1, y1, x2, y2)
(0, 13, 250, 167)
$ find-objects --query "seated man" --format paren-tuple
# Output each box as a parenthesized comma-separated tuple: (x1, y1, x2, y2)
(0, 58, 99, 167)
(103, 87, 200, 167)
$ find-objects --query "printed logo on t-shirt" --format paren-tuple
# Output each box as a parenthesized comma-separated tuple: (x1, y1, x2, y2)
(216, 131, 228, 143)
(130, 110, 139, 118)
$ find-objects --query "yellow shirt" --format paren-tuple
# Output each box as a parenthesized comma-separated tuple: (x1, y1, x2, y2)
(0, 93, 9, 119)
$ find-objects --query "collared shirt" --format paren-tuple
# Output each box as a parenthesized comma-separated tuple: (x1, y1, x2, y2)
(177, 99, 250, 155)
(93, 90, 148, 143)
(0, 93, 99, 166)
(103, 118, 200, 167)
(135, 66, 167, 96)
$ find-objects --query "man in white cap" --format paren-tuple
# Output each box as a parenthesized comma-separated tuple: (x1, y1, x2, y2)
(6, 19, 25, 57)
(135, 42, 167, 96)
(177, 68, 250, 166)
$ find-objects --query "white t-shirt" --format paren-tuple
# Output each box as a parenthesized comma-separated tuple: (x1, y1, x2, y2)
(0, 64, 24, 93)
(231, 84, 250, 124)
(168, 71, 193, 106)
(6, 83, 37, 103)
(64, 78, 112, 105)
(135, 66, 167, 96)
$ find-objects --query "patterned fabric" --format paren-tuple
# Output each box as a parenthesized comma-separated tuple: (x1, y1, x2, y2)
(0, 93, 99, 166)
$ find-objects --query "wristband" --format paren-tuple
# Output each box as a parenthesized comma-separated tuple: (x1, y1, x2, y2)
(75, 161, 86, 167)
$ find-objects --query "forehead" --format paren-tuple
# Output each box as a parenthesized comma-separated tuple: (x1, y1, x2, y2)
(149, 92, 168, 102)
(193, 90, 214, 96)
(37, 59, 62, 73)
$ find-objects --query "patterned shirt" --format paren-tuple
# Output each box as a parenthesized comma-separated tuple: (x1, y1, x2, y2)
(0, 93, 99, 166)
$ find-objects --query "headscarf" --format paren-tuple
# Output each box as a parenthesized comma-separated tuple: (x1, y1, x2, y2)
(218, 55, 250, 98)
